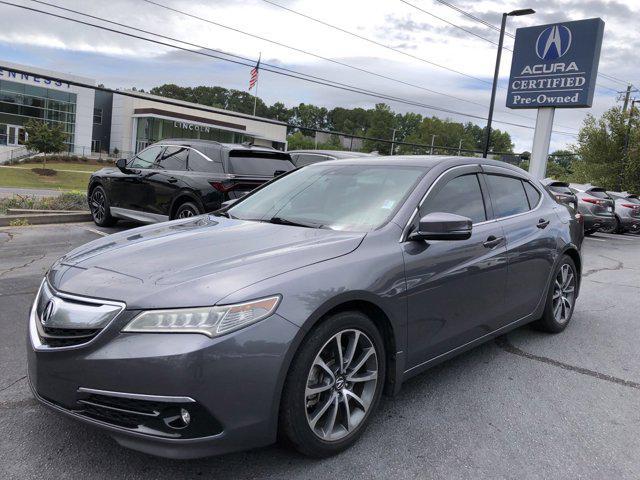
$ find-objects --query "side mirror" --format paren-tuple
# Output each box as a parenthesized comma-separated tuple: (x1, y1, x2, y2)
(221, 199, 238, 209)
(408, 212, 472, 241)
(115, 158, 129, 172)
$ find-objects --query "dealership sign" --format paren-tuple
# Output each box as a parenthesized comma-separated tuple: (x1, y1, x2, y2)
(506, 18, 604, 109)
(0, 68, 70, 89)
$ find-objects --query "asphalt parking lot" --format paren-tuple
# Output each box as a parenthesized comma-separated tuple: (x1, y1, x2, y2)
(1, 223, 639, 479)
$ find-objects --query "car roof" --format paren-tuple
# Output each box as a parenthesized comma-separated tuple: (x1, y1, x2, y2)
(305, 155, 533, 175)
(287, 150, 378, 159)
(568, 183, 607, 192)
(154, 139, 281, 153)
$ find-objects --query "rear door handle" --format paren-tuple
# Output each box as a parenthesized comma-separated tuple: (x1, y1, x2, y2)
(483, 235, 504, 249)
(537, 218, 550, 229)
(166, 177, 178, 183)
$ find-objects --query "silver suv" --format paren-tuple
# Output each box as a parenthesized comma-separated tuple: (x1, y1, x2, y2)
(568, 183, 616, 235)
(606, 191, 640, 234)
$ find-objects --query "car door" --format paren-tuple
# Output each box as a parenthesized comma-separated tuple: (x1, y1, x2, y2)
(110, 145, 163, 213)
(151, 146, 190, 216)
(402, 166, 508, 367)
(482, 167, 557, 323)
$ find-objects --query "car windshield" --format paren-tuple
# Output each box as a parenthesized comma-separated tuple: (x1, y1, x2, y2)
(227, 164, 426, 231)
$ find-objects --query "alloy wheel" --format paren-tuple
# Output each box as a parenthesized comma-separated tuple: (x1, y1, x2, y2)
(178, 207, 196, 218)
(90, 189, 106, 223)
(552, 263, 576, 324)
(305, 329, 378, 442)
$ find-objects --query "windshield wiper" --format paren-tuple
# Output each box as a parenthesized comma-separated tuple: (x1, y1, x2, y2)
(213, 211, 236, 219)
(268, 216, 324, 229)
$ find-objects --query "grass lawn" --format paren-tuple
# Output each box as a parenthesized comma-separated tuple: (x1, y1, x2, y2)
(0, 166, 93, 191)
(10, 162, 105, 173)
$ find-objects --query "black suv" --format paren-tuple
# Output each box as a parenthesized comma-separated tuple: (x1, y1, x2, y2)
(88, 140, 295, 226)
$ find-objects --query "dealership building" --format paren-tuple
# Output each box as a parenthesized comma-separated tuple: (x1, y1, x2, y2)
(0, 61, 288, 156)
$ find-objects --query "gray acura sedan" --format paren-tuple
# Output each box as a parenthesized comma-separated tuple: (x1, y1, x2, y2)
(28, 156, 583, 459)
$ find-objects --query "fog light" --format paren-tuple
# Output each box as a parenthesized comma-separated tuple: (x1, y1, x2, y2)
(163, 407, 191, 430)
(180, 408, 191, 426)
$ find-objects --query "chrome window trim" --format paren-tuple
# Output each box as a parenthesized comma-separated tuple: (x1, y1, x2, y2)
(482, 171, 544, 222)
(399, 165, 481, 243)
(77, 387, 195, 404)
(29, 279, 126, 352)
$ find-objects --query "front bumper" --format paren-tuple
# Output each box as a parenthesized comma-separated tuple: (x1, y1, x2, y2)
(27, 286, 300, 459)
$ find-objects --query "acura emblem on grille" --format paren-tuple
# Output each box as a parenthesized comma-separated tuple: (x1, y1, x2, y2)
(41, 299, 55, 325)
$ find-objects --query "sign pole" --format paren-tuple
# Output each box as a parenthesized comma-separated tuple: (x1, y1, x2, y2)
(529, 107, 555, 179)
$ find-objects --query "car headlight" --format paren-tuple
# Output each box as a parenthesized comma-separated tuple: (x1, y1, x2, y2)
(122, 296, 281, 337)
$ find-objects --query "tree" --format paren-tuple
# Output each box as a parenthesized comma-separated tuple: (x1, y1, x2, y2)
(286, 132, 315, 150)
(24, 120, 67, 170)
(363, 103, 396, 153)
(572, 106, 640, 191)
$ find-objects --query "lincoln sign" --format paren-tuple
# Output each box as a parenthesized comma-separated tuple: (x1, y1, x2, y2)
(506, 18, 604, 109)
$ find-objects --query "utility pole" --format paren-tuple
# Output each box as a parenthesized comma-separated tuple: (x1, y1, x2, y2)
(622, 84, 632, 112)
(458, 139, 462, 156)
(390, 128, 397, 155)
(430, 134, 437, 155)
(620, 98, 638, 190)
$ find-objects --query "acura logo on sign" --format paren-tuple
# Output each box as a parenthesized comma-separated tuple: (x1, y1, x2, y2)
(536, 25, 572, 61)
(41, 299, 56, 325)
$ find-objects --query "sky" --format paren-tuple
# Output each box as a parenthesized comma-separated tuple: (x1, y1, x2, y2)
(0, 0, 638, 152)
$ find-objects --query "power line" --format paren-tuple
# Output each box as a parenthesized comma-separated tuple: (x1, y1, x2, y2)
(259, 0, 584, 132)
(0, 62, 529, 156)
(1, 0, 578, 137)
(142, 0, 493, 86)
(429, 0, 632, 88)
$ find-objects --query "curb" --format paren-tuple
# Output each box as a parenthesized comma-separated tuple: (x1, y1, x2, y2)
(0, 211, 92, 227)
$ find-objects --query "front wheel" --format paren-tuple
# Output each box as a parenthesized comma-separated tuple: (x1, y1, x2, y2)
(279, 311, 385, 457)
(534, 255, 578, 333)
(89, 185, 117, 227)
(173, 201, 201, 219)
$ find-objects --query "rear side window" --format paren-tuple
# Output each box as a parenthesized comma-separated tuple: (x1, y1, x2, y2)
(129, 146, 162, 169)
(486, 174, 530, 218)
(227, 150, 295, 176)
(421, 174, 487, 224)
(294, 154, 332, 167)
(523, 181, 542, 208)
(188, 150, 223, 174)
(588, 189, 611, 199)
(155, 146, 188, 171)
(549, 185, 572, 195)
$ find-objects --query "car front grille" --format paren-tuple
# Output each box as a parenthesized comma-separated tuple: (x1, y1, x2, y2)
(32, 281, 125, 349)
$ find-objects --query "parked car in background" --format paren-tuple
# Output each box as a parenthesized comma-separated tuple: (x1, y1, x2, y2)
(568, 183, 616, 235)
(88, 140, 295, 226)
(606, 191, 640, 234)
(30, 156, 582, 459)
(288, 149, 378, 167)
(542, 179, 578, 210)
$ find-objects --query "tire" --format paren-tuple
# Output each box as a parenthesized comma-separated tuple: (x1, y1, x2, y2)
(534, 255, 578, 333)
(279, 311, 386, 458)
(89, 185, 117, 227)
(600, 218, 618, 234)
(584, 229, 595, 236)
(173, 201, 201, 219)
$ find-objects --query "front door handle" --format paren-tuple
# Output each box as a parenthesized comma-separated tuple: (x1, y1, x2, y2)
(483, 235, 504, 249)
(166, 177, 178, 184)
(537, 218, 550, 229)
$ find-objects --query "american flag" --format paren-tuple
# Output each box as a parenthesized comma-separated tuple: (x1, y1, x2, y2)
(249, 55, 260, 90)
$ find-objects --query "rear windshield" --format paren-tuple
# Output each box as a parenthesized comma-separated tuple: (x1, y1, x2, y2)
(625, 196, 640, 204)
(227, 150, 295, 176)
(588, 189, 611, 199)
(549, 185, 573, 195)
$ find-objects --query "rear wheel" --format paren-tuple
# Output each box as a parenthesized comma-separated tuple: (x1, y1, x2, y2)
(89, 185, 117, 227)
(534, 255, 578, 333)
(173, 201, 201, 219)
(279, 311, 385, 457)
(600, 218, 618, 234)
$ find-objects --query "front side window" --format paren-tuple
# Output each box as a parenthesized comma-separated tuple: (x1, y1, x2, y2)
(228, 164, 426, 231)
(129, 146, 162, 169)
(421, 174, 487, 224)
(486, 174, 530, 218)
(155, 146, 188, 171)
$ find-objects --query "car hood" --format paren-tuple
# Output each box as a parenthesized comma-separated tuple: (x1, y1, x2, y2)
(48, 215, 365, 309)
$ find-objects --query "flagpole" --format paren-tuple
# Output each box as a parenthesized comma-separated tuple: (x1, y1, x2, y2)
(252, 52, 261, 116)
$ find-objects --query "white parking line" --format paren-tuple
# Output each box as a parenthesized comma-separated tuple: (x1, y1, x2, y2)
(81, 226, 109, 237)
(585, 237, 606, 242)
(593, 233, 640, 241)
